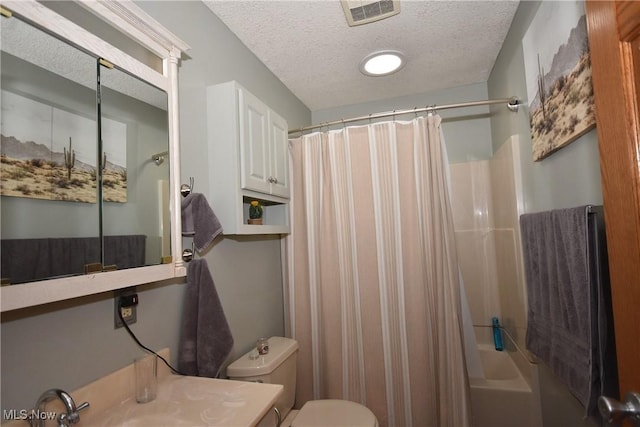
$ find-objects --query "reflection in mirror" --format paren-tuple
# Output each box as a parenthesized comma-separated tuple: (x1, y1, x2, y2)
(98, 65, 170, 270)
(0, 12, 172, 285)
(1, 14, 100, 284)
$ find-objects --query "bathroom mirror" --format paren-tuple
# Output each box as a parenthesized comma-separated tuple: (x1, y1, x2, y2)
(1, 13, 102, 284)
(99, 63, 171, 271)
(0, 0, 189, 311)
(1, 13, 171, 284)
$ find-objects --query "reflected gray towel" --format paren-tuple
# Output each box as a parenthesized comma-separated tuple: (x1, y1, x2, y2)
(1, 235, 145, 284)
(178, 258, 234, 378)
(181, 193, 223, 252)
(520, 205, 617, 417)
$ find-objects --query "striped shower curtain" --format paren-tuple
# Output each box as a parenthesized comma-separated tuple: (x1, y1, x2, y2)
(287, 115, 471, 427)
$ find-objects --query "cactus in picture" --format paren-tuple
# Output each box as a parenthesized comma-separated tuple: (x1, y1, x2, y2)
(63, 137, 76, 179)
(537, 54, 547, 121)
(249, 200, 263, 219)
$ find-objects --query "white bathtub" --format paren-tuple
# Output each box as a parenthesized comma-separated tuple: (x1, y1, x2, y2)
(469, 344, 541, 427)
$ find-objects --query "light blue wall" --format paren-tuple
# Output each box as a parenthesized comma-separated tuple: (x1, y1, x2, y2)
(137, 0, 311, 364)
(1, 0, 311, 414)
(488, 1, 602, 213)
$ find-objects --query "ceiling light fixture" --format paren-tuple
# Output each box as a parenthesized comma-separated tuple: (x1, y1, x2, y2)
(360, 50, 405, 76)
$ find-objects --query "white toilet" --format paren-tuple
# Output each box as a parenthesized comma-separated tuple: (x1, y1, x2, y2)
(227, 336, 379, 427)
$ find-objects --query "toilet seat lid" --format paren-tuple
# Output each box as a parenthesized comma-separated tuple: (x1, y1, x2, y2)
(292, 399, 378, 427)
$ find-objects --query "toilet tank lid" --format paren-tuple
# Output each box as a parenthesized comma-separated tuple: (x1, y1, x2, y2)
(227, 336, 299, 377)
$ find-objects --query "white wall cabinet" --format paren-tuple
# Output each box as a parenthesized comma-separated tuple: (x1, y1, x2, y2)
(207, 81, 290, 235)
(239, 88, 289, 198)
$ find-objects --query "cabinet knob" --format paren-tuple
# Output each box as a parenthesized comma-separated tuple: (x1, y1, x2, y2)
(267, 176, 278, 184)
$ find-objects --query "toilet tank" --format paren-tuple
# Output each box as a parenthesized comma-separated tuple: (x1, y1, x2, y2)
(227, 337, 299, 418)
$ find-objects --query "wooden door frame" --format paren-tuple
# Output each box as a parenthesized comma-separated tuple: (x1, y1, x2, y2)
(585, 0, 640, 397)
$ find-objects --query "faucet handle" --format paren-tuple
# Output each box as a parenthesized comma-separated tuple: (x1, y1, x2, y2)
(58, 401, 90, 426)
(76, 402, 90, 413)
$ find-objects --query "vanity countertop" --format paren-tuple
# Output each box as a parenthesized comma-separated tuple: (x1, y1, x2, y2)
(83, 375, 282, 427)
(0, 350, 283, 427)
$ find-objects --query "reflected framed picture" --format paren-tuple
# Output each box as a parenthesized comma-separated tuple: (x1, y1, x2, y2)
(0, 90, 127, 203)
(522, 0, 596, 161)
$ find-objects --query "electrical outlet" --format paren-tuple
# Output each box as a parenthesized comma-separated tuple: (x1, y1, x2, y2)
(114, 288, 137, 329)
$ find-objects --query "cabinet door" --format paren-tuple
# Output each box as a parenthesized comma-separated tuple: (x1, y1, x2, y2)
(269, 110, 289, 198)
(239, 88, 270, 194)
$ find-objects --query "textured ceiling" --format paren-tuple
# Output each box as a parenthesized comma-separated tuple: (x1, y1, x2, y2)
(204, 0, 520, 111)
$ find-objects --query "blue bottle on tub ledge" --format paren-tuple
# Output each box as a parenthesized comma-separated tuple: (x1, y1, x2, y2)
(492, 317, 504, 351)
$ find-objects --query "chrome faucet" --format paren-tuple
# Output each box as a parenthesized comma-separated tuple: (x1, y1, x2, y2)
(29, 389, 89, 427)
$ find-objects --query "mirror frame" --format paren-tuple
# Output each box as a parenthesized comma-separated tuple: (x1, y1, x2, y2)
(0, 0, 190, 312)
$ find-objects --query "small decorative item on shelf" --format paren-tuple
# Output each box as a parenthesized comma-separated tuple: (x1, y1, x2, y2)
(248, 200, 263, 225)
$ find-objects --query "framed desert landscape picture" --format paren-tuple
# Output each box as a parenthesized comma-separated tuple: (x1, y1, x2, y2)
(522, 0, 596, 161)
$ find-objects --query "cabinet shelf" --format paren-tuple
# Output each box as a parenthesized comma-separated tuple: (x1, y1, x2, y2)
(239, 195, 288, 234)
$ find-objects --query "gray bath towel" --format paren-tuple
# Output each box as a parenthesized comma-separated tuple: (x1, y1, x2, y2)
(520, 205, 617, 417)
(181, 193, 223, 252)
(178, 258, 234, 378)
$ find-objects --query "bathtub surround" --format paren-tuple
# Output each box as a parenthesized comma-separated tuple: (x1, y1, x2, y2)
(450, 137, 541, 427)
(450, 136, 527, 347)
(288, 116, 470, 427)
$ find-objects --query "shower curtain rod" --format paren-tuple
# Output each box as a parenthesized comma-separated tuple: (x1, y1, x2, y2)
(288, 96, 520, 135)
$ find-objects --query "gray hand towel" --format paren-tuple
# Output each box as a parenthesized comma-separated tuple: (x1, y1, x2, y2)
(178, 258, 234, 378)
(181, 193, 223, 252)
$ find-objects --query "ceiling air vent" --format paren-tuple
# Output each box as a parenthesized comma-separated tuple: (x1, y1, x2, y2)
(341, 0, 400, 27)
